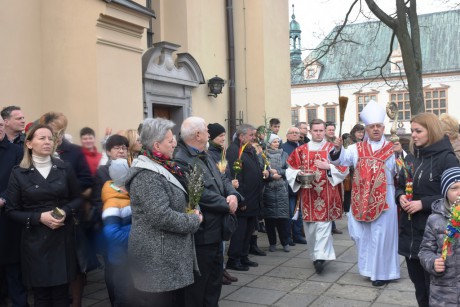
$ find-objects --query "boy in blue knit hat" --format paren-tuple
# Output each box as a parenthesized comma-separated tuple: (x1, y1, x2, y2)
(419, 166, 460, 306)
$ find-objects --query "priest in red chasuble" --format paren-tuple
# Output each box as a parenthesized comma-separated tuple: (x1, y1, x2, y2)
(286, 119, 348, 274)
(329, 100, 402, 287)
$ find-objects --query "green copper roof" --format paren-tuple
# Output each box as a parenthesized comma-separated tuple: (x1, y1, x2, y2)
(292, 10, 460, 84)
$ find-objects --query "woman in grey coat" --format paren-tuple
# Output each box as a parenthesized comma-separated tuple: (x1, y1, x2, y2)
(419, 167, 460, 307)
(263, 134, 290, 253)
(125, 118, 202, 307)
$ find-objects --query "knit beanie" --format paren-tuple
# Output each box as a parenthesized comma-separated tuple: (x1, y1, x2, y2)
(207, 123, 226, 141)
(441, 167, 460, 198)
(109, 158, 129, 187)
(268, 134, 280, 144)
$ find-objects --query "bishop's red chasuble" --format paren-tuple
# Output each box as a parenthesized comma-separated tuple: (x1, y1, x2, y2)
(352, 141, 394, 222)
(287, 142, 347, 222)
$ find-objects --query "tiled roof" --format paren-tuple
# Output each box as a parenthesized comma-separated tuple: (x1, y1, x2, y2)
(292, 10, 460, 84)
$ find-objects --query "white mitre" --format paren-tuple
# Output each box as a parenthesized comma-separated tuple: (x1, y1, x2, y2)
(360, 100, 385, 125)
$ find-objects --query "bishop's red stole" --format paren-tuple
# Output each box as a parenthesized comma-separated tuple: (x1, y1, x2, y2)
(287, 142, 347, 222)
(352, 141, 394, 222)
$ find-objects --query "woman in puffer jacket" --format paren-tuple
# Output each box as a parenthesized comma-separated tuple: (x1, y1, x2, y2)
(396, 113, 459, 307)
(262, 134, 290, 253)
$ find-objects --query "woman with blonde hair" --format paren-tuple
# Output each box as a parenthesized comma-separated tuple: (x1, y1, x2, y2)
(7, 124, 82, 307)
(39, 112, 96, 307)
(396, 112, 459, 307)
(117, 129, 142, 166)
(439, 113, 460, 160)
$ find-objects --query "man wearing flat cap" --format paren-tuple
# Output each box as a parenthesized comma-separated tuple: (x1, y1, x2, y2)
(329, 100, 402, 287)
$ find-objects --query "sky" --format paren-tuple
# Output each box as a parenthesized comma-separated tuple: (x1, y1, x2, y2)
(288, 0, 455, 54)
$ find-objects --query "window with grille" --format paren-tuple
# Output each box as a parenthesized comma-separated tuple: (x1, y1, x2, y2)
(306, 108, 317, 125)
(325, 106, 337, 124)
(389, 88, 448, 119)
(356, 94, 377, 118)
(291, 107, 299, 125)
(390, 92, 411, 121)
(425, 88, 447, 115)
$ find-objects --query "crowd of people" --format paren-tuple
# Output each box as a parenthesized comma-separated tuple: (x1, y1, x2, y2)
(1, 103, 460, 307)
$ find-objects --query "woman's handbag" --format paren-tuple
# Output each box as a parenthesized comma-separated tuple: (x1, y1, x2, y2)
(222, 213, 238, 241)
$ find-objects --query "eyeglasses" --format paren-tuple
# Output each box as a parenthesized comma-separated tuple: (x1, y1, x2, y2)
(112, 146, 128, 151)
(288, 132, 300, 134)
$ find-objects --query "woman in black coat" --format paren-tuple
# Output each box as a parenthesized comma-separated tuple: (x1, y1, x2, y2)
(7, 124, 83, 307)
(262, 134, 290, 253)
(396, 113, 459, 307)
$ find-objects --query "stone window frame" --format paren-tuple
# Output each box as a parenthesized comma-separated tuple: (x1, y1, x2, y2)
(323, 103, 338, 125)
(291, 106, 300, 125)
(355, 91, 378, 119)
(424, 86, 448, 116)
(305, 105, 318, 125)
(388, 85, 449, 120)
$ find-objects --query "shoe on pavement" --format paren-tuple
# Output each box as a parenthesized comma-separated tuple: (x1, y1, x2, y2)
(288, 241, 296, 246)
(332, 228, 343, 235)
(283, 245, 290, 252)
(293, 237, 307, 244)
(241, 257, 258, 267)
(372, 280, 389, 287)
(223, 269, 238, 282)
(226, 260, 249, 271)
(313, 260, 325, 274)
(249, 235, 267, 256)
(269, 245, 276, 252)
(222, 275, 232, 285)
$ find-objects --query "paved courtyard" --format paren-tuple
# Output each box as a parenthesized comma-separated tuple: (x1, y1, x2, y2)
(80, 216, 417, 307)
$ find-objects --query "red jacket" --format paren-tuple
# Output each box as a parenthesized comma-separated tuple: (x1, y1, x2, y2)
(82, 147, 102, 176)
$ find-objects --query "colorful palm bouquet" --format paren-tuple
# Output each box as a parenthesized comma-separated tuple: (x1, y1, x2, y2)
(441, 198, 460, 260)
(396, 158, 414, 220)
(233, 141, 248, 179)
(216, 146, 228, 174)
(185, 164, 204, 213)
(260, 151, 270, 179)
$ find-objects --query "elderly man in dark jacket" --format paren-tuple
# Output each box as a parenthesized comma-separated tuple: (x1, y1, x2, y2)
(226, 124, 268, 271)
(281, 126, 307, 245)
(0, 116, 27, 306)
(174, 116, 240, 307)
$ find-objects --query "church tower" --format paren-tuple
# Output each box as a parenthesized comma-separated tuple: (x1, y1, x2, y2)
(290, 4, 302, 68)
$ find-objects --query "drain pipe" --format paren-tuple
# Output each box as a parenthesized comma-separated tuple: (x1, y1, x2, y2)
(226, 0, 236, 136)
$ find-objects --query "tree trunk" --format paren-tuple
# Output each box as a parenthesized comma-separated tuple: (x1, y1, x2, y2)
(366, 0, 425, 115)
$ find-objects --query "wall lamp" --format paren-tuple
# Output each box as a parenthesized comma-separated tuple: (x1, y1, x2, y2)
(208, 75, 226, 97)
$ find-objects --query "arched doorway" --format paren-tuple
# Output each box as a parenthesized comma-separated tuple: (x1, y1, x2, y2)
(142, 41, 205, 135)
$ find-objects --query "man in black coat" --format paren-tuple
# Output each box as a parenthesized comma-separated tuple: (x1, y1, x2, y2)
(1, 106, 25, 146)
(174, 116, 240, 307)
(0, 116, 28, 306)
(296, 121, 310, 145)
(226, 124, 268, 271)
(281, 127, 307, 245)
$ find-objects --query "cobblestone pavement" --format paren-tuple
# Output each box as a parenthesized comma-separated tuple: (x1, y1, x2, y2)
(80, 217, 417, 307)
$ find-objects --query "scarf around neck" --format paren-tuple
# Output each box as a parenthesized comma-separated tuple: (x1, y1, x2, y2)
(139, 147, 183, 176)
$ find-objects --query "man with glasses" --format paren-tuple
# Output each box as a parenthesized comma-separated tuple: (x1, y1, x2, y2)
(295, 122, 310, 145)
(281, 127, 307, 245)
(329, 100, 402, 287)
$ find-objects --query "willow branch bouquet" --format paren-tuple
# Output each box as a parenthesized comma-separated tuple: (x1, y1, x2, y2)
(185, 164, 204, 213)
(233, 141, 248, 179)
